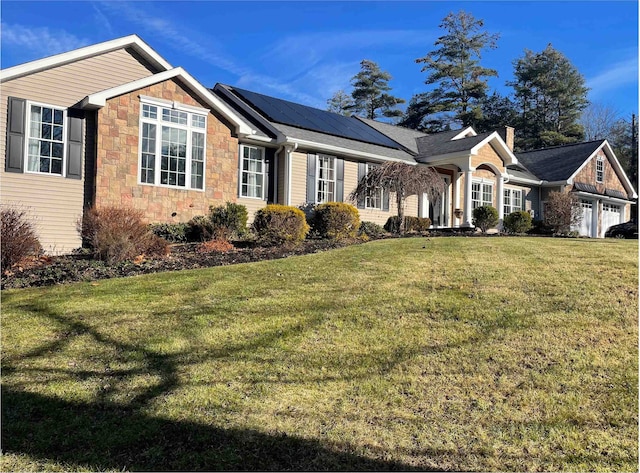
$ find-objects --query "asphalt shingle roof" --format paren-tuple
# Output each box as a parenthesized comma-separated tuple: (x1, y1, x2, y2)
(515, 140, 604, 182)
(416, 131, 493, 159)
(355, 117, 426, 154)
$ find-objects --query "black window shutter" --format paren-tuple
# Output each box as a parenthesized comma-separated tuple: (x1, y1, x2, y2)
(383, 189, 390, 211)
(66, 109, 83, 179)
(264, 148, 274, 202)
(356, 162, 366, 209)
(306, 153, 316, 203)
(6, 97, 26, 173)
(335, 158, 344, 202)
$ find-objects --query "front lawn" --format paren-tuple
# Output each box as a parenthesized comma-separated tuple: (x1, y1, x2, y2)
(2, 237, 637, 471)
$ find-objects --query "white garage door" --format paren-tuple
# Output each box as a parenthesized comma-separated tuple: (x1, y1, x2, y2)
(601, 203, 622, 237)
(574, 200, 593, 237)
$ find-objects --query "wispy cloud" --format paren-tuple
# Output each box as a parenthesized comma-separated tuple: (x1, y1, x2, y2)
(587, 55, 638, 98)
(91, 2, 115, 37)
(0, 23, 89, 59)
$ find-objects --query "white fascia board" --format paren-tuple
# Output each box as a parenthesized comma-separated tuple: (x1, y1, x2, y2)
(241, 135, 276, 144)
(470, 131, 518, 166)
(451, 126, 477, 140)
(285, 138, 416, 164)
(507, 175, 543, 186)
(1, 34, 171, 82)
(573, 191, 634, 204)
(81, 67, 253, 135)
(542, 180, 569, 187)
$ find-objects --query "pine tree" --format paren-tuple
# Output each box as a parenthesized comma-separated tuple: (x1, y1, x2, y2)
(400, 11, 499, 131)
(349, 60, 405, 120)
(510, 44, 589, 150)
(475, 92, 518, 134)
(326, 89, 354, 116)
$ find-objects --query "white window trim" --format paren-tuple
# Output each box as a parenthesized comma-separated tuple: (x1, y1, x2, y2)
(239, 144, 266, 200)
(503, 187, 523, 215)
(471, 179, 494, 208)
(596, 157, 605, 183)
(364, 162, 383, 210)
(138, 97, 207, 191)
(23, 100, 68, 178)
(316, 153, 336, 204)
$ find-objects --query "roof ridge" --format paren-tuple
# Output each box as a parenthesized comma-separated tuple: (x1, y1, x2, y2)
(518, 139, 604, 154)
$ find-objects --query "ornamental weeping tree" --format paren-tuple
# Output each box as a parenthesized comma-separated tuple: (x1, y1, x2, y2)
(349, 162, 446, 234)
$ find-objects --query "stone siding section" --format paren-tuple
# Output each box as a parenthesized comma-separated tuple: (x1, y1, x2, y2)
(574, 149, 627, 195)
(95, 79, 238, 223)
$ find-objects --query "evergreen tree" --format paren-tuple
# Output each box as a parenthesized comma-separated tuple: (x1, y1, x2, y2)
(475, 92, 518, 133)
(509, 44, 589, 150)
(349, 60, 405, 120)
(400, 11, 499, 131)
(326, 89, 354, 116)
(608, 114, 638, 189)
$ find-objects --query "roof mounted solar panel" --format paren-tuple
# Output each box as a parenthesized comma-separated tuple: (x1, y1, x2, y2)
(230, 86, 403, 150)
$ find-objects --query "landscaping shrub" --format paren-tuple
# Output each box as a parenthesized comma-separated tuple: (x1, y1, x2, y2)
(150, 222, 190, 243)
(544, 191, 582, 235)
(472, 205, 499, 233)
(528, 219, 554, 235)
(383, 216, 432, 234)
(252, 204, 309, 245)
(1, 207, 42, 270)
(186, 215, 215, 242)
(196, 239, 234, 253)
(209, 202, 248, 239)
(503, 211, 533, 234)
(358, 221, 386, 239)
(312, 202, 360, 240)
(79, 206, 169, 264)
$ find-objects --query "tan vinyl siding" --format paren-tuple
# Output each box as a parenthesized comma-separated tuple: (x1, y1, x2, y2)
(471, 143, 507, 173)
(1, 47, 159, 254)
(238, 197, 267, 222)
(290, 151, 308, 207)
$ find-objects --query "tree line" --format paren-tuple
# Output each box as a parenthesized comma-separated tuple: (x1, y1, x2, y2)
(326, 10, 637, 185)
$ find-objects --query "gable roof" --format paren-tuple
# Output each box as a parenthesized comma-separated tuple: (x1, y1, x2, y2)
(516, 140, 604, 182)
(416, 131, 492, 157)
(0, 35, 171, 82)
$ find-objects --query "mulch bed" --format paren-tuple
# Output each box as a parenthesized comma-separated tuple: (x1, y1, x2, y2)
(1, 239, 364, 290)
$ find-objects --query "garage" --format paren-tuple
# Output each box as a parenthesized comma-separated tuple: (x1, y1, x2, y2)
(575, 199, 593, 237)
(601, 203, 622, 237)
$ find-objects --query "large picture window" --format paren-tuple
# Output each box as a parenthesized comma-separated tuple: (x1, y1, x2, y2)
(472, 181, 493, 209)
(316, 154, 335, 203)
(139, 99, 207, 190)
(26, 103, 66, 175)
(503, 188, 523, 215)
(240, 145, 265, 199)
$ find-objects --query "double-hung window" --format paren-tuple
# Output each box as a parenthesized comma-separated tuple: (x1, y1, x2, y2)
(240, 145, 265, 199)
(364, 163, 383, 210)
(316, 154, 336, 203)
(472, 181, 493, 209)
(503, 188, 523, 215)
(26, 103, 66, 175)
(139, 98, 207, 190)
(596, 157, 604, 183)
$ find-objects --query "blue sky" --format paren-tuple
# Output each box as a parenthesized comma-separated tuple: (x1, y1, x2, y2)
(1, 1, 638, 118)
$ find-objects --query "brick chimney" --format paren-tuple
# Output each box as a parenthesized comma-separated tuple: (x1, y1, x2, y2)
(498, 126, 515, 151)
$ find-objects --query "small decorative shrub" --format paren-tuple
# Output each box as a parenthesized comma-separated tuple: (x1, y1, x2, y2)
(209, 202, 248, 239)
(503, 211, 533, 234)
(472, 206, 499, 233)
(150, 222, 189, 243)
(528, 219, 553, 235)
(196, 239, 234, 253)
(187, 215, 215, 242)
(79, 206, 169, 264)
(544, 191, 582, 235)
(312, 202, 360, 240)
(383, 216, 432, 234)
(1, 207, 43, 270)
(358, 221, 386, 239)
(252, 204, 309, 245)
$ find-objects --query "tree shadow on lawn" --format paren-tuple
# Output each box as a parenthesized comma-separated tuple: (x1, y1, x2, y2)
(2, 386, 437, 472)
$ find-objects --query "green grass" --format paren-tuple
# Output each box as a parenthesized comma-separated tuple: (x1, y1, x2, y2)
(2, 237, 637, 472)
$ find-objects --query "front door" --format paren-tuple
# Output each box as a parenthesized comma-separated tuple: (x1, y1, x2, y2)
(429, 175, 451, 227)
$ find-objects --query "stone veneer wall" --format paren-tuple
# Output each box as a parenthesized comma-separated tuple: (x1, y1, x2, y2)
(94, 79, 239, 223)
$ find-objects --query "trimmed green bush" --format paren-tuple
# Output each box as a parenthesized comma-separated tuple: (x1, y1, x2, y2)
(312, 202, 360, 240)
(472, 206, 499, 233)
(358, 221, 386, 239)
(503, 211, 533, 234)
(150, 223, 190, 243)
(1, 207, 43, 269)
(187, 215, 214, 242)
(209, 202, 248, 239)
(383, 216, 432, 234)
(252, 204, 310, 245)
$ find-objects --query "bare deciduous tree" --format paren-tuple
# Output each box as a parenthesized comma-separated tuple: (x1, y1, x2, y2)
(544, 191, 582, 235)
(349, 162, 446, 233)
(579, 103, 620, 141)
